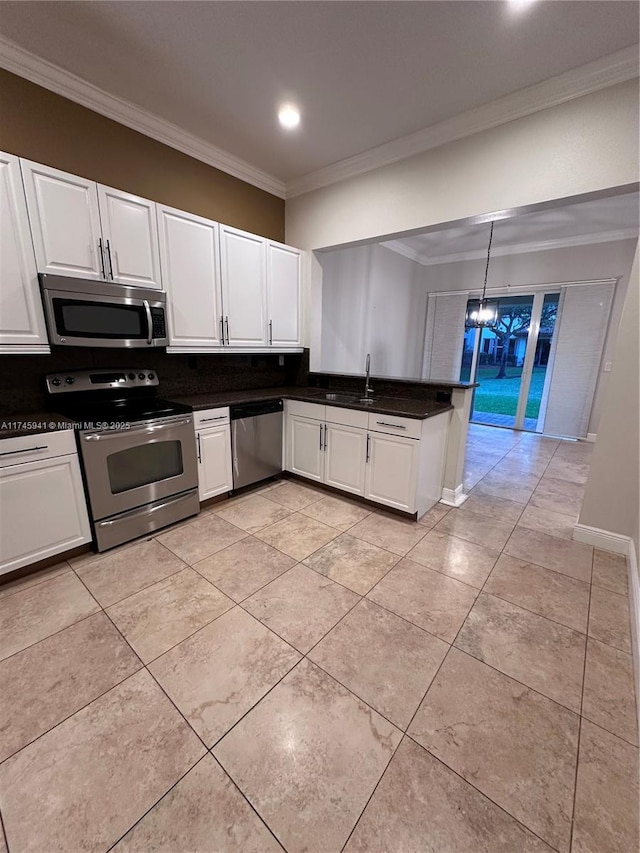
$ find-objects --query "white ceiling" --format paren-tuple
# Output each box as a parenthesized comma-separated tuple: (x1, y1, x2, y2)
(381, 192, 640, 264)
(0, 1, 638, 192)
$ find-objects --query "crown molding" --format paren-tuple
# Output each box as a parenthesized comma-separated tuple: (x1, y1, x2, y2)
(0, 36, 287, 199)
(382, 228, 639, 267)
(286, 46, 639, 198)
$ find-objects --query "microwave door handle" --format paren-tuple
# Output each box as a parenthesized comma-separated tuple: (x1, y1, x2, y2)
(143, 300, 153, 345)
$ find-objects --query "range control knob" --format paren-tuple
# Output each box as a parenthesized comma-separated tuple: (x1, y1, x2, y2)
(138, 373, 146, 380)
(147, 372, 155, 380)
(51, 377, 61, 387)
(65, 376, 75, 385)
(128, 373, 135, 381)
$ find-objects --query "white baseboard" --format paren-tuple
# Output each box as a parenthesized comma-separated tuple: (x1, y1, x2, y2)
(628, 539, 640, 744)
(572, 523, 631, 554)
(440, 485, 469, 507)
(586, 432, 597, 443)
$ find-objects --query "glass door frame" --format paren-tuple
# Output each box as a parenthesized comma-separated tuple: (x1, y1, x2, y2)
(466, 287, 559, 432)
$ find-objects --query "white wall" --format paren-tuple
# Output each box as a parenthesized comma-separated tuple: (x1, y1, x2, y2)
(579, 245, 639, 548)
(320, 244, 427, 378)
(287, 80, 638, 252)
(416, 238, 638, 433)
(286, 79, 639, 365)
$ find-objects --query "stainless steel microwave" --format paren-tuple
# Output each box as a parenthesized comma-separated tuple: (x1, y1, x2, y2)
(39, 274, 168, 348)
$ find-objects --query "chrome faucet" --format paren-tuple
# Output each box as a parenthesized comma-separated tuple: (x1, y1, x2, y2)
(364, 353, 374, 399)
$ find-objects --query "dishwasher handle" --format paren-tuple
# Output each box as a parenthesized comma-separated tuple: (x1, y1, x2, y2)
(230, 399, 283, 420)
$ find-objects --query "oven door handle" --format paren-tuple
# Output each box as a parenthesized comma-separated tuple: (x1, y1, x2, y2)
(83, 416, 193, 441)
(143, 300, 153, 345)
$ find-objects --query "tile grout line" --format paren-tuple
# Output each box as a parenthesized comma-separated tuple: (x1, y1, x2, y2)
(103, 752, 213, 853)
(70, 569, 213, 757)
(569, 546, 595, 852)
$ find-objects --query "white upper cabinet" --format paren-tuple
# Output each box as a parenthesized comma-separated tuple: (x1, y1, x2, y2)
(21, 159, 161, 288)
(0, 153, 49, 352)
(157, 205, 223, 347)
(219, 224, 268, 346)
(97, 185, 161, 288)
(21, 159, 103, 280)
(267, 241, 301, 347)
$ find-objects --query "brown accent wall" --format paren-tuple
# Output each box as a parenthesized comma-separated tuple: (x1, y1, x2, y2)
(0, 70, 285, 241)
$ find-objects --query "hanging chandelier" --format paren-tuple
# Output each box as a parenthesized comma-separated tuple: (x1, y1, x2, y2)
(465, 221, 499, 328)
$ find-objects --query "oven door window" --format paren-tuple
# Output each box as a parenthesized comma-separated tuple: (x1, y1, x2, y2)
(53, 298, 147, 339)
(107, 441, 184, 494)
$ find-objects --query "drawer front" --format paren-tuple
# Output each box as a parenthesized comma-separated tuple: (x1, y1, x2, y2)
(285, 399, 326, 421)
(0, 429, 78, 467)
(194, 407, 230, 429)
(367, 412, 421, 440)
(324, 405, 368, 429)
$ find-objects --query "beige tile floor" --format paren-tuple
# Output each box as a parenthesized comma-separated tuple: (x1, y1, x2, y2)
(0, 423, 637, 852)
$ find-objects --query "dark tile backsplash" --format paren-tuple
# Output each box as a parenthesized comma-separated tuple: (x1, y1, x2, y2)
(1, 348, 309, 414)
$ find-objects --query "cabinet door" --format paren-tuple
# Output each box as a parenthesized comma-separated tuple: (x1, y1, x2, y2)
(21, 159, 103, 279)
(219, 225, 267, 346)
(197, 425, 232, 500)
(0, 154, 49, 352)
(267, 241, 301, 347)
(287, 415, 324, 482)
(97, 185, 161, 288)
(324, 423, 366, 496)
(365, 433, 417, 513)
(158, 206, 223, 348)
(0, 453, 91, 575)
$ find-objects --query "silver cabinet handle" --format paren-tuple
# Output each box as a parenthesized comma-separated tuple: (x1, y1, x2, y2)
(324, 423, 328, 451)
(376, 421, 407, 430)
(143, 299, 153, 345)
(199, 416, 227, 422)
(269, 320, 273, 345)
(220, 316, 225, 344)
(319, 423, 323, 450)
(365, 433, 370, 462)
(197, 433, 202, 463)
(105, 239, 114, 279)
(98, 238, 106, 278)
(0, 444, 48, 458)
(225, 316, 230, 345)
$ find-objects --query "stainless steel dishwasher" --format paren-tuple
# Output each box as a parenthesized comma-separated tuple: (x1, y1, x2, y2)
(230, 399, 283, 489)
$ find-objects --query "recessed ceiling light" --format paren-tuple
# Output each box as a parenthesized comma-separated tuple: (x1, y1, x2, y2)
(278, 104, 300, 130)
(508, 0, 537, 9)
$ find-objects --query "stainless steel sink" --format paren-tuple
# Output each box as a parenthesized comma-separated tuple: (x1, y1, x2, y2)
(324, 393, 377, 405)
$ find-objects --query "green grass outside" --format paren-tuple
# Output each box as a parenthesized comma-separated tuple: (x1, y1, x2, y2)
(473, 365, 547, 419)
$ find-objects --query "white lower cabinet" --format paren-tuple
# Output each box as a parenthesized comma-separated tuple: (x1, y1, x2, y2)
(288, 415, 325, 482)
(194, 408, 233, 501)
(324, 423, 367, 496)
(285, 400, 450, 516)
(0, 432, 91, 575)
(364, 431, 417, 512)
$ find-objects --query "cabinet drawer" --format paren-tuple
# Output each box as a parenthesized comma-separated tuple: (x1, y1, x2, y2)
(367, 413, 421, 440)
(285, 399, 326, 421)
(0, 429, 77, 468)
(194, 407, 229, 428)
(324, 405, 368, 429)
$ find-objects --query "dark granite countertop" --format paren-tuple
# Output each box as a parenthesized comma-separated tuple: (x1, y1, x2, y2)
(0, 411, 76, 440)
(169, 387, 453, 420)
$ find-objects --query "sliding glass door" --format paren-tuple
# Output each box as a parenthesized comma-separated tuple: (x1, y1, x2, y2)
(463, 291, 560, 432)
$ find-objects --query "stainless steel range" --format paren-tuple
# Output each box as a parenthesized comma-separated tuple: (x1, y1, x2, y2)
(46, 368, 198, 551)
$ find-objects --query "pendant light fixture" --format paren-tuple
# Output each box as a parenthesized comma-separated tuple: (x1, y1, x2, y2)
(465, 221, 499, 328)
